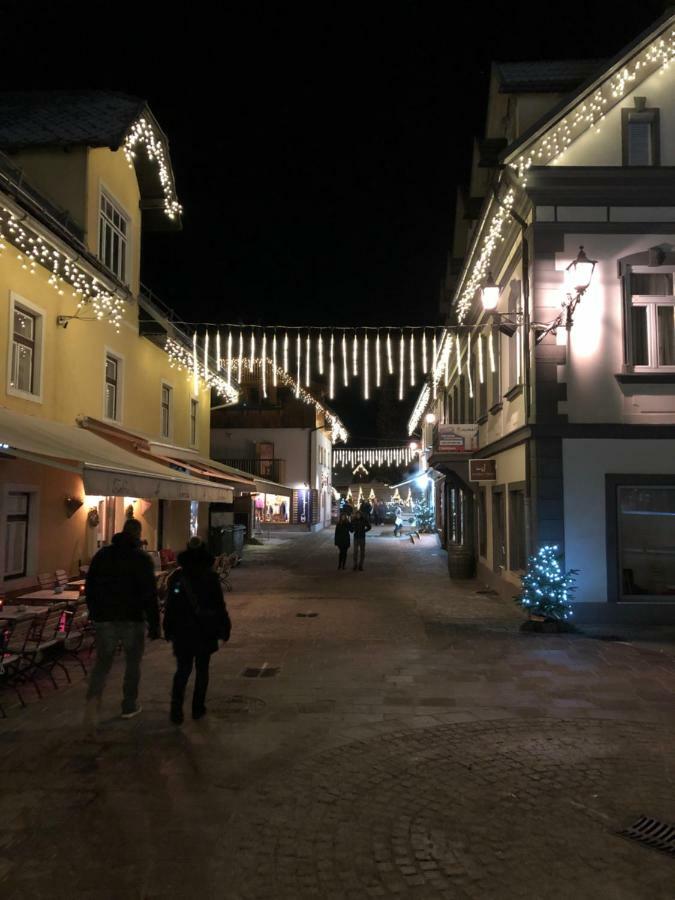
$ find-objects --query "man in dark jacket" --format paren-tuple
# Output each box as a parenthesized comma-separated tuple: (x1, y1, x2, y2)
(84, 518, 159, 726)
(349, 510, 372, 571)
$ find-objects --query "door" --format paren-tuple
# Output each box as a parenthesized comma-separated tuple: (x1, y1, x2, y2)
(492, 487, 506, 573)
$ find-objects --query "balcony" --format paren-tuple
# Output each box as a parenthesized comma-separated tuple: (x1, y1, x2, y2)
(218, 458, 285, 483)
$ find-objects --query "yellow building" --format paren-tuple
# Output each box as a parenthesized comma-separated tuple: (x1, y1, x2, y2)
(0, 91, 251, 592)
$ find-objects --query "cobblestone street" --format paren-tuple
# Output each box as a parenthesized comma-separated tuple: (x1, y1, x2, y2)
(2, 528, 674, 898)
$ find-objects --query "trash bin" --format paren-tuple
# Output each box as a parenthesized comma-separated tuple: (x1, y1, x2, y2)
(209, 524, 246, 557)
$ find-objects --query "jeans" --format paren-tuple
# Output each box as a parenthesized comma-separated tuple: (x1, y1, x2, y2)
(171, 648, 212, 716)
(337, 547, 348, 568)
(353, 539, 366, 569)
(87, 621, 145, 714)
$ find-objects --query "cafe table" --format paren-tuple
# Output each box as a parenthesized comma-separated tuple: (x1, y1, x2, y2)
(16, 589, 80, 605)
(0, 604, 50, 621)
(66, 578, 87, 589)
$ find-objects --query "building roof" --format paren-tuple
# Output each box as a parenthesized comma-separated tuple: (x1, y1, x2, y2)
(0, 91, 181, 230)
(494, 59, 607, 94)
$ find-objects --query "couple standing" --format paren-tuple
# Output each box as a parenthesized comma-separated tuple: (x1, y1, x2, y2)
(83, 518, 230, 728)
(334, 510, 372, 571)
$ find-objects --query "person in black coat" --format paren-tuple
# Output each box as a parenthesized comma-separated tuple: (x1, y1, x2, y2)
(334, 513, 351, 569)
(164, 538, 231, 724)
(349, 510, 372, 571)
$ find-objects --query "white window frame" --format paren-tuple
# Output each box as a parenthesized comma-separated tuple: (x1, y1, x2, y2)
(98, 186, 130, 284)
(0, 482, 40, 589)
(160, 381, 173, 440)
(189, 396, 199, 448)
(103, 349, 124, 424)
(7, 293, 45, 404)
(627, 266, 675, 372)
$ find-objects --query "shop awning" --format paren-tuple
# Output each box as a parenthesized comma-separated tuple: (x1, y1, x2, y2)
(0, 407, 233, 503)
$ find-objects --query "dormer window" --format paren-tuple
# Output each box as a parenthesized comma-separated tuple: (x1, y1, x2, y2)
(622, 98, 660, 166)
(99, 191, 129, 282)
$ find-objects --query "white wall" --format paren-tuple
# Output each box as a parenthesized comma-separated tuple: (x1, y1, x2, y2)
(554, 64, 675, 167)
(210, 427, 310, 487)
(563, 438, 675, 603)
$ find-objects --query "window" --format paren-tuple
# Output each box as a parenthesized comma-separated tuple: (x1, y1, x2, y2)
(618, 486, 675, 598)
(628, 271, 675, 369)
(99, 192, 129, 282)
(190, 398, 199, 446)
(161, 384, 172, 438)
(508, 486, 527, 572)
(507, 291, 522, 391)
(10, 306, 36, 394)
(104, 354, 120, 421)
(5, 492, 30, 579)
(622, 105, 660, 167)
(490, 328, 501, 408)
(478, 335, 488, 419)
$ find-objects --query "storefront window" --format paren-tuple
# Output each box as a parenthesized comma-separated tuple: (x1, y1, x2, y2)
(619, 486, 675, 597)
(255, 493, 290, 524)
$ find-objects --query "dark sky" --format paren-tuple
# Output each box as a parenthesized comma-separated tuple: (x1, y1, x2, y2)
(5, 1, 670, 439)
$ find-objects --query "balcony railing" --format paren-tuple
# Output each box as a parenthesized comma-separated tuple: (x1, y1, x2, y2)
(218, 458, 285, 482)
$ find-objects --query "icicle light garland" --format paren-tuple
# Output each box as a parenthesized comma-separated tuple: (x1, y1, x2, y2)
(489, 329, 496, 373)
(123, 117, 182, 221)
(352, 335, 358, 377)
(478, 333, 484, 384)
(387, 332, 393, 375)
(237, 333, 243, 383)
(216, 331, 221, 373)
(330, 333, 335, 398)
(272, 333, 278, 386)
(305, 334, 311, 386)
(342, 333, 348, 386)
(261, 333, 267, 398)
(364, 333, 370, 400)
(249, 333, 255, 371)
(204, 330, 209, 382)
(407, 384, 431, 436)
(409, 332, 415, 387)
(422, 332, 428, 373)
(295, 333, 301, 398)
(398, 336, 405, 401)
(166, 336, 237, 402)
(283, 332, 289, 373)
(333, 445, 420, 468)
(376, 333, 381, 387)
(225, 358, 347, 443)
(227, 331, 232, 387)
(467, 337, 473, 399)
(318, 334, 324, 375)
(0, 205, 127, 329)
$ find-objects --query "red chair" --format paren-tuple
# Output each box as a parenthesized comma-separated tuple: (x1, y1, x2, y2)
(159, 548, 177, 568)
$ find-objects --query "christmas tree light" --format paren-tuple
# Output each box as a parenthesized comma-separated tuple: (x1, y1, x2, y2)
(318, 333, 324, 375)
(409, 332, 415, 386)
(364, 333, 369, 399)
(283, 332, 289, 373)
(261, 333, 267, 397)
(387, 331, 393, 375)
(329, 332, 335, 398)
(376, 333, 381, 387)
(272, 333, 278, 386)
(515, 545, 577, 621)
(305, 333, 311, 385)
(342, 332, 348, 386)
(398, 334, 405, 400)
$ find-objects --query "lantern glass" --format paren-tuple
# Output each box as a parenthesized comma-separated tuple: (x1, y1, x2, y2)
(566, 246, 596, 294)
(482, 272, 500, 310)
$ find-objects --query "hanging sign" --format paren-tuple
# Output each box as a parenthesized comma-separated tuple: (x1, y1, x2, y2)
(436, 424, 477, 453)
(469, 459, 497, 481)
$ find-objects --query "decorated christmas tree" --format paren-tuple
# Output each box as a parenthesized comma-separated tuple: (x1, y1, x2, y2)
(515, 545, 577, 621)
(414, 497, 435, 533)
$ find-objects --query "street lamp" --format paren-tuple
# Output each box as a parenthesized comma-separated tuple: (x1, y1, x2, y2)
(565, 245, 596, 296)
(425, 413, 436, 424)
(481, 271, 500, 311)
(409, 441, 419, 452)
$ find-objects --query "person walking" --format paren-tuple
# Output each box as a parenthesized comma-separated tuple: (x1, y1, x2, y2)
(334, 512, 351, 569)
(84, 518, 159, 727)
(350, 509, 371, 571)
(163, 538, 231, 724)
(393, 507, 403, 538)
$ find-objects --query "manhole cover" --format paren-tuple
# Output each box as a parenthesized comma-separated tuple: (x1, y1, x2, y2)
(296, 612, 319, 618)
(618, 815, 675, 856)
(209, 695, 266, 718)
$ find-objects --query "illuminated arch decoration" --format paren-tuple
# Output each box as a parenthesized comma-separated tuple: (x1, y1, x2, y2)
(123, 117, 183, 222)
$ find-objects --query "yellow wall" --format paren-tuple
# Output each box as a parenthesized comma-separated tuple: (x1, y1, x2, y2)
(10, 147, 88, 233)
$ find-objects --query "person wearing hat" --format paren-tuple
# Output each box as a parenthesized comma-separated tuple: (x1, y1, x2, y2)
(164, 537, 231, 724)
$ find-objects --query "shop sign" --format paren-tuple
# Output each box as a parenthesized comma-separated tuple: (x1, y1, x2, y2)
(469, 459, 497, 482)
(436, 424, 477, 453)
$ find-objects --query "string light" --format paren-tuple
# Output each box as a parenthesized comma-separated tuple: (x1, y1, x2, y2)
(409, 332, 415, 386)
(237, 332, 243, 383)
(489, 329, 496, 373)
(478, 333, 484, 384)
(398, 334, 405, 400)
(204, 330, 209, 383)
(296, 333, 301, 398)
(216, 330, 221, 372)
(376, 333, 381, 387)
(422, 332, 428, 373)
(305, 333, 311, 385)
(407, 385, 430, 436)
(333, 445, 419, 468)
(364, 333, 369, 400)
(387, 332, 393, 375)
(432, 333, 437, 372)
(261, 333, 267, 398)
(249, 332, 255, 372)
(272, 333, 278, 386)
(227, 330, 232, 387)
(166, 337, 238, 402)
(283, 332, 289, 373)
(467, 337, 473, 399)
(318, 333, 324, 375)
(342, 332, 348, 386)
(352, 334, 358, 377)
(192, 332, 199, 395)
(330, 333, 335, 399)
(123, 116, 182, 221)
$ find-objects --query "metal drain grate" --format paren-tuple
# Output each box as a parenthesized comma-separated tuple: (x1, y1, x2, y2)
(296, 612, 319, 618)
(618, 815, 675, 856)
(241, 665, 280, 679)
(209, 695, 266, 717)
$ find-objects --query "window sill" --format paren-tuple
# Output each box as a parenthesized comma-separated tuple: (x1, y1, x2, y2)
(615, 372, 675, 384)
(504, 384, 523, 401)
(489, 402, 503, 415)
(476, 414, 488, 426)
(6, 386, 42, 405)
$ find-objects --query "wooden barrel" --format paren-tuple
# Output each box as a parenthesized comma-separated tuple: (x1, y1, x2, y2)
(447, 543, 476, 579)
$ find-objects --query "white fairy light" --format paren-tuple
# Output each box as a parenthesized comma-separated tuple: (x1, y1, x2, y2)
(296, 333, 301, 398)
(123, 116, 182, 221)
(204, 330, 209, 382)
(364, 333, 369, 400)
(387, 332, 393, 375)
(432, 333, 437, 371)
(318, 333, 324, 375)
(272, 334, 278, 386)
(409, 332, 415, 386)
(342, 332, 348, 386)
(216, 330, 221, 372)
(227, 330, 232, 387)
(376, 333, 381, 387)
(398, 334, 405, 400)
(329, 332, 335, 399)
(305, 333, 311, 385)
(478, 333, 484, 384)
(284, 332, 289, 373)
(456, 333, 461, 372)
(237, 332, 243, 382)
(422, 331, 428, 373)
(262, 333, 267, 398)
(249, 332, 255, 371)
(467, 337, 473, 399)
(352, 334, 358, 377)
(192, 331, 199, 395)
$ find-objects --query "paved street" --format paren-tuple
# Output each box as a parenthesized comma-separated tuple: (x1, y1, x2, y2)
(1, 527, 674, 899)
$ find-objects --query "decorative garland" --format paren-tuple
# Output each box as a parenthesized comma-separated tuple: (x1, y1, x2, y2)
(123, 117, 183, 222)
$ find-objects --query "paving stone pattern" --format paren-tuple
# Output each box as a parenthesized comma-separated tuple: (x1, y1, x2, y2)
(1, 527, 674, 898)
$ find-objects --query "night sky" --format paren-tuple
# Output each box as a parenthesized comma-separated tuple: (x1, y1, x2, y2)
(5, 1, 670, 439)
